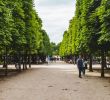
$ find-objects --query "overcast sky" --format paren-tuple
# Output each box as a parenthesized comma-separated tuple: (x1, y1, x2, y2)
(34, 0, 76, 44)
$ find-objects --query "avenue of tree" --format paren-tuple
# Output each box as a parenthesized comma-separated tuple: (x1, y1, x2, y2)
(59, 0, 110, 77)
(0, 0, 51, 75)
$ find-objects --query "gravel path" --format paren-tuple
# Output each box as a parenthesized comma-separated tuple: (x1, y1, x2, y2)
(0, 62, 110, 100)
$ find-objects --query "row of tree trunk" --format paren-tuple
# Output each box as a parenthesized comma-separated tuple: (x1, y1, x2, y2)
(0, 49, 47, 76)
(89, 50, 107, 77)
(64, 50, 108, 77)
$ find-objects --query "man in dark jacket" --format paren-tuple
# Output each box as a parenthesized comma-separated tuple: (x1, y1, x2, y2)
(77, 55, 84, 78)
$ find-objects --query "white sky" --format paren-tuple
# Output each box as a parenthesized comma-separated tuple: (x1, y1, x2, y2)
(34, 0, 76, 44)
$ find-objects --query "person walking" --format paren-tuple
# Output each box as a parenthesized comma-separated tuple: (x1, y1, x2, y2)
(77, 55, 84, 78)
(46, 56, 50, 65)
(83, 59, 88, 75)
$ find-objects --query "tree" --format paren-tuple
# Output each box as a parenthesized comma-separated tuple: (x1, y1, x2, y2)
(0, 0, 51, 74)
(0, 0, 13, 75)
(60, 0, 110, 77)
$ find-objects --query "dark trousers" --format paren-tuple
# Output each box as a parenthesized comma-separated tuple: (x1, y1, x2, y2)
(78, 67, 85, 77)
(83, 67, 85, 75)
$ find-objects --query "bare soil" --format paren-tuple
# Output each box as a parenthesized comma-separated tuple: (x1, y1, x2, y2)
(0, 62, 110, 100)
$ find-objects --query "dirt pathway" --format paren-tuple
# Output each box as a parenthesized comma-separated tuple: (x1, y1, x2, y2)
(0, 62, 110, 100)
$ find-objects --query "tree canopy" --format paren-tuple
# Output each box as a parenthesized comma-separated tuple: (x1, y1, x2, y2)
(59, 0, 110, 77)
(0, 0, 51, 67)
(60, 0, 110, 56)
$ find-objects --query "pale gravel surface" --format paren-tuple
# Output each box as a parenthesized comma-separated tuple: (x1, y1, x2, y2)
(0, 61, 110, 100)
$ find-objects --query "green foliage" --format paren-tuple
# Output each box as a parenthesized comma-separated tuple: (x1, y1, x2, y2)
(97, 0, 110, 47)
(0, 0, 13, 54)
(39, 30, 51, 56)
(51, 42, 60, 56)
(0, 0, 51, 57)
(60, 0, 110, 57)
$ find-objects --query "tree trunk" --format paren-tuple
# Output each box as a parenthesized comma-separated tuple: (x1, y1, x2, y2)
(4, 47, 8, 76)
(101, 50, 106, 77)
(23, 50, 28, 70)
(23, 54, 25, 70)
(18, 52, 21, 72)
(29, 49, 31, 68)
(36, 55, 39, 64)
(89, 54, 93, 72)
(73, 55, 76, 64)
